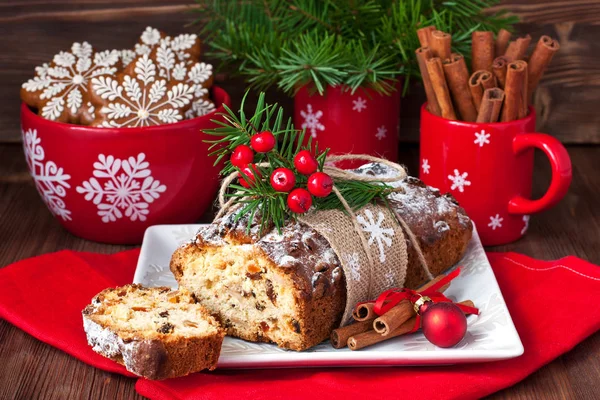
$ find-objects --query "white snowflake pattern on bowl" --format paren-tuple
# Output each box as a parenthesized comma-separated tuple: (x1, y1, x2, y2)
(22, 128, 72, 221)
(76, 153, 166, 223)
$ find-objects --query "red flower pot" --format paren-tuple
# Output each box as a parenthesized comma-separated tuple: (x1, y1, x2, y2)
(419, 104, 572, 246)
(20, 87, 231, 245)
(294, 85, 401, 169)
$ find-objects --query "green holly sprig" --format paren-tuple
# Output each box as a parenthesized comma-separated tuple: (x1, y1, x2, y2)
(204, 91, 394, 234)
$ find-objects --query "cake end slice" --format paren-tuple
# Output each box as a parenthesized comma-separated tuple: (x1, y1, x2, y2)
(83, 284, 224, 380)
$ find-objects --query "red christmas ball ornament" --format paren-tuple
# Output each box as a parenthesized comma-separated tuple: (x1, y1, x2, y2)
(294, 150, 318, 175)
(230, 145, 254, 168)
(287, 188, 313, 214)
(307, 172, 333, 197)
(251, 131, 276, 153)
(421, 302, 467, 348)
(239, 164, 261, 188)
(270, 168, 296, 192)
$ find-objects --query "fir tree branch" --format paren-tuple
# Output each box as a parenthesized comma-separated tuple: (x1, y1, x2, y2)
(203, 90, 395, 234)
(194, 0, 517, 94)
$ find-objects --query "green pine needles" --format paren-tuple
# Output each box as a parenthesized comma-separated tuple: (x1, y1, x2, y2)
(194, 0, 516, 95)
(204, 92, 395, 234)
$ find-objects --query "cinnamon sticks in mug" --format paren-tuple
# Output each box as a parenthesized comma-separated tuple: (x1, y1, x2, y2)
(416, 27, 560, 123)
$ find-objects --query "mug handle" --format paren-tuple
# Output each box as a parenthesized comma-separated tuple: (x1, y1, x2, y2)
(508, 133, 572, 215)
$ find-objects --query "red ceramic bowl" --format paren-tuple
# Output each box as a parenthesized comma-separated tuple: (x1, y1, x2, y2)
(20, 87, 230, 244)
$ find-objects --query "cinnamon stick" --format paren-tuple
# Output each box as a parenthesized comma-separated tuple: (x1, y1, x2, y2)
(492, 56, 509, 89)
(476, 88, 505, 123)
(426, 57, 457, 120)
(495, 28, 512, 56)
(348, 300, 475, 351)
(373, 274, 451, 336)
(330, 318, 375, 349)
(500, 60, 528, 122)
(443, 53, 478, 122)
(416, 47, 442, 116)
(429, 30, 452, 60)
(504, 34, 532, 62)
(527, 35, 560, 103)
(352, 302, 377, 322)
(471, 31, 495, 72)
(417, 25, 436, 47)
(469, 70, 496, 110)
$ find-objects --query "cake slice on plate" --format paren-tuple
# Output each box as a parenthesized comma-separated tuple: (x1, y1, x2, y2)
(83, 284, 224, 380)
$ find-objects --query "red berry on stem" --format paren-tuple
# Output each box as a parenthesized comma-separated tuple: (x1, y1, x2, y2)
(230, 145, 254, 168)
(251, 131, 276, 153)
(422, 302, 467, 348)
(294, 150, 318, 175)
(287, 188, 313, 214)
(239, 164, 261, 188)
(270, 168, 296, 192)
(307, 172, 333, 197)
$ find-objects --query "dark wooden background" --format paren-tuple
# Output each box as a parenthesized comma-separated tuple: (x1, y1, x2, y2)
(1, 0, 599, 144)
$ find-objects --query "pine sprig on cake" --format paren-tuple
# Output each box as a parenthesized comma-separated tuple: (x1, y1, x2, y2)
(204, 92, 394, 234)
(193, 0, 517, 95)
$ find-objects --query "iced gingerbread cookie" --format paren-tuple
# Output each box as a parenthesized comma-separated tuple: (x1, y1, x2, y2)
(134, 26, 201, 64)
(21, 42, 120, 123)
(148, 41, 216, 119)
(79, 49, 141, 125)
(88, 54, 195, 127)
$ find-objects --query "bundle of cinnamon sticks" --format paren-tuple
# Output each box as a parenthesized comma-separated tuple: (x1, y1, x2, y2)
(331, 273, 474, 351)
(416, 26, 559, 123)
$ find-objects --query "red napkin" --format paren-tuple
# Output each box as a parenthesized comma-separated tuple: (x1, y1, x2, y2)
(0, 250, 139, 377)
(1, 251, 599, 400)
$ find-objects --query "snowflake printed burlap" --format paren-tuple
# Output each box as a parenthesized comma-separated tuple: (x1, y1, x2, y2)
(151, 41, 216, 118)
(300, 203, 408, 326)
(21, 42, 120, 123)
(89, 54, 195, 127)
(134, 26, 201, 65)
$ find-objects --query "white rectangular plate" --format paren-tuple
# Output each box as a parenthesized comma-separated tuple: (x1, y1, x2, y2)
(134, 224, 523, 368)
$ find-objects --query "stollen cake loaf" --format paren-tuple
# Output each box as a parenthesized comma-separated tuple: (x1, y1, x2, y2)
(170, 164, 472, 351)
(83, 284, 224, 379)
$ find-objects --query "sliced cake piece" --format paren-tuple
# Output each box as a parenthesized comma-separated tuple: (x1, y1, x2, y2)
(170, 172, 472, 351)
(83, 284, 224, 380)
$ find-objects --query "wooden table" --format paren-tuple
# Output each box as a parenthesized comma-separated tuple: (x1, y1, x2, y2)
(0, 143, 598, 399)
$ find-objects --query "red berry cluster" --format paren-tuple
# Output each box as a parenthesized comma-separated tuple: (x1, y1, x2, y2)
(230, 132, 333, 214)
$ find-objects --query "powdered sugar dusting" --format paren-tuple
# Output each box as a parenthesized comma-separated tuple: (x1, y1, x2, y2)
(83, 316, 142, 374)
(193, 162, 470, 299)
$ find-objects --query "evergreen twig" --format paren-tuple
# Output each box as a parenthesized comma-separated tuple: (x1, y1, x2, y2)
(204, 91, 395, 234)
(194, 0, 517, 95)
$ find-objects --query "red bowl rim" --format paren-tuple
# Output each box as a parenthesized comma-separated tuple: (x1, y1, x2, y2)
(20, 86, 231, 136)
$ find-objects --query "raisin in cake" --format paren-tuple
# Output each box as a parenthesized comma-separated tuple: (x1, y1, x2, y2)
(83, 284, 224, 379)
(170, 164, 472, 351)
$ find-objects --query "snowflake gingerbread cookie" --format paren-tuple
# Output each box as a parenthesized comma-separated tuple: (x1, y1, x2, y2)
(149, 41, 216, 119)
(21, 42, 121, 123)
(134, 26, 201, 64)
(89, 54, 195, 127)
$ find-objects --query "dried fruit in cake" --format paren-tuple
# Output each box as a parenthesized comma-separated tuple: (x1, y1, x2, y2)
(170, 163, 473, 351)
(21, 42, 120, 123)
(82, 284, 224, 380)
(88, 54, 195, 127)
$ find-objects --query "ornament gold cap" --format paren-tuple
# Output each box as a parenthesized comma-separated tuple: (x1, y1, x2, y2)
(414, 295, 432, 314)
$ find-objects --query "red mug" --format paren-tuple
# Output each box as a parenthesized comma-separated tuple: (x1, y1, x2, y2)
(419, 104, 572, 246)
(294, 84, 401, 169)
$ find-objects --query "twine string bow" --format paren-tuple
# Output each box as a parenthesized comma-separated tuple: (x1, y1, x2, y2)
(215, 153, 434, 284)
